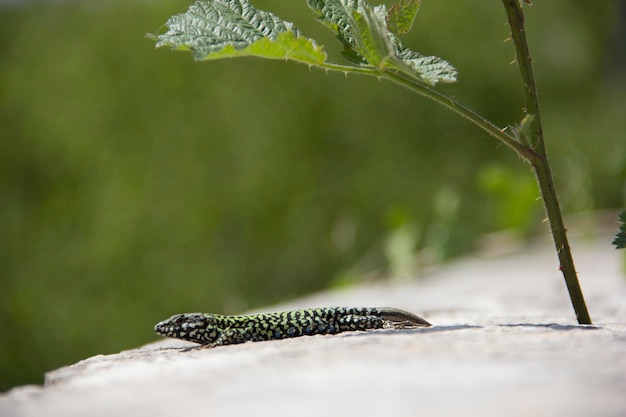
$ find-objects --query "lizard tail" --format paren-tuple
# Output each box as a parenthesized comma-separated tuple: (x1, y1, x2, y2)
(375, 307, 431, 327)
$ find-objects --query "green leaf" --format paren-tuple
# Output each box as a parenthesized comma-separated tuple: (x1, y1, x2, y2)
(386, 0, 421, 36)
(351, 4, 395, 66)
(150, 0, 457, 85)
(307, 0, 392, 65)
(390, 42, 458, 84)
(308, 0, 456, 84)
(307, 0, 366, 64)
(613, 210, 626, 249)
(151, 0, 327, 66)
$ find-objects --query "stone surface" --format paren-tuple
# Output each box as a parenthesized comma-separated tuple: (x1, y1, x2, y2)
(1, 235, 625, 417)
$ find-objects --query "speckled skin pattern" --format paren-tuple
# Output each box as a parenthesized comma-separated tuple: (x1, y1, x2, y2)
(154, 307, 431, 346)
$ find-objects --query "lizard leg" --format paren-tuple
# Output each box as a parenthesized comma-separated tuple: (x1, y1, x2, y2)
(210, 327, 253, 346)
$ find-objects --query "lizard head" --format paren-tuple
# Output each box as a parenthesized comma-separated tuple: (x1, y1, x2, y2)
(154, 313, 219, 345)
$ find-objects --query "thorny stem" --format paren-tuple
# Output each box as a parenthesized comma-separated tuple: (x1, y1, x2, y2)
(502, 0, 591, 324)
(319, 62, 537, 161)
(382, 71, 537, 161)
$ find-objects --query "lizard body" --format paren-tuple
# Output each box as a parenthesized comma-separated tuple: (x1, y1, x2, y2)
(154, 307, 431, 347)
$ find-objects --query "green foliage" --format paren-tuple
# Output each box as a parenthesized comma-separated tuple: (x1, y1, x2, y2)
(150, 0, 327, 65)
(152, 0, 457, 85)
(613, 210, 626, 249)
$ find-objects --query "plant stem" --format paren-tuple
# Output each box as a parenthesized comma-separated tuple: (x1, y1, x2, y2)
(383, 71, 537, 161)
(320, 62, 537, 161)
(502, 0, 591, 324)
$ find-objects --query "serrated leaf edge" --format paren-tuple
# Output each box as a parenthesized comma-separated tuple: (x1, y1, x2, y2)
(153, 0, 327, 66)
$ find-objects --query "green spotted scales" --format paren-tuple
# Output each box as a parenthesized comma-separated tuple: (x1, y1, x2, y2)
(154, 307, 431, 346)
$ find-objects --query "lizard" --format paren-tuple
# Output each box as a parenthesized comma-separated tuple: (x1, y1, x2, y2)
(154, 307, 431, 347)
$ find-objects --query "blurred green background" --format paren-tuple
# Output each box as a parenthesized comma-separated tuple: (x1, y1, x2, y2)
(1, 0, 624, 390)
